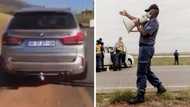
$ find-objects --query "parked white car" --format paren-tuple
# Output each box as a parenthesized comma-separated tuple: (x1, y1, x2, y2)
(103, 47, 134, 68)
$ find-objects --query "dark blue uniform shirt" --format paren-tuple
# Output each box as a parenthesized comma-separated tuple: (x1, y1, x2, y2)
(139, 18, 159, 46)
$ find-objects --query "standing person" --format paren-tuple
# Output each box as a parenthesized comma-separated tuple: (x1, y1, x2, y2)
(174, 50, 179, 65)
(115, 37, 125, 70)
(98, 38, 105, 70)
(120, 4, 166, 104)
(109, 47, 118, 71)
(96, 40, 102, 72)
(122, 47, 127, 68)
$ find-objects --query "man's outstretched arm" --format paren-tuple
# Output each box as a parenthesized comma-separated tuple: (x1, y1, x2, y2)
(120, 10, 137, 20)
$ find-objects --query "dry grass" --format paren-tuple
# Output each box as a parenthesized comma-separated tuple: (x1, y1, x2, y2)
(97, 89, 190, 107)
(0, 13, 11, 46)
(0, 13, 11, 33)
(134, 57, 190, 66)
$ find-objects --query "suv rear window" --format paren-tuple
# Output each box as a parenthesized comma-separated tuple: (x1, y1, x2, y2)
(9, 12, 77, 29)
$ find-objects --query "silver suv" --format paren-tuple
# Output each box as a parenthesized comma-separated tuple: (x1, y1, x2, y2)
(1, 8, 87, 80)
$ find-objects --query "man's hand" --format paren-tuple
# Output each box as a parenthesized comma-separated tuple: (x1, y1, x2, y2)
(136, 24, 148, 36)
(133, 18, 140, 26)
(120, 10, 137, 20)
(119, 10, 128, 16)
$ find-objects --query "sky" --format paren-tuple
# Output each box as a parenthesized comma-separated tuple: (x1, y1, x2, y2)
(26, 0, 93, 12)
(96, 0, 190, 54)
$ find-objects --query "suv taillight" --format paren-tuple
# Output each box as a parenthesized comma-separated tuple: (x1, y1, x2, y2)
(60, 32, 84, 45)
(3, 35, 23, 46)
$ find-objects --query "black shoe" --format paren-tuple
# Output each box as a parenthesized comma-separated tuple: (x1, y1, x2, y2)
(157, 84, 167, 95)
(124, 64, 127, 68)
(127, 96, 145, 104)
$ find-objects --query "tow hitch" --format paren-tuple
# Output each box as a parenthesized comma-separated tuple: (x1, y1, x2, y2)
(40, 72, 45, 81)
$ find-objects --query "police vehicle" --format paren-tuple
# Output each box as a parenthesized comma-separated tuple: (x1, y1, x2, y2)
(104, 47, 134, 69)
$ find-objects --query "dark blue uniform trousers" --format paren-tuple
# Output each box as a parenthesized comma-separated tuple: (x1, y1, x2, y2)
(96, 53, 102, 71)
(137, 46, 162, 93)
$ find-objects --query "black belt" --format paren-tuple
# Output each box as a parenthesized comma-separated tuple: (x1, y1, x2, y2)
(139, 43, 154, 47)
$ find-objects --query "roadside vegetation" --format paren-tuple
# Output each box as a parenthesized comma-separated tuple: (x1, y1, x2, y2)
(0, 5, 14, 14)
(134, 57, 190, 66)
(0, 12, 11, 47)
(76, 10, 94, 27)
(0, 12, 11, 32)
(97, 89, 190, 107)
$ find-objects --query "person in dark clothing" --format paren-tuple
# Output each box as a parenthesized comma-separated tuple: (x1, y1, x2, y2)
(109, 47, 117, 71)
(121, 48, 127, 68)
(174, 50, 179, 65)
(120, 4, 166, 104)
(115, 37, 125, 71)
(96, 40, 102, 72)
(115, 50, 122, 70)
(98, 38, 105, 70)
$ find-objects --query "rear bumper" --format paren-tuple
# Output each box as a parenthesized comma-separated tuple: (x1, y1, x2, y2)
(3, 55, 86, 76)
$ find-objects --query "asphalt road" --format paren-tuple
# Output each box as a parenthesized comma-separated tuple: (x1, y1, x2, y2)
(0, 28, 94, 107)
(97, 65, 190, 93)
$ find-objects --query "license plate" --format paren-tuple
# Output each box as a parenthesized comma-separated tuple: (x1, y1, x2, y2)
(27, 40, 56, 47)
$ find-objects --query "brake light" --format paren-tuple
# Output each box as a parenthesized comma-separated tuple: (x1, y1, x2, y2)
(3, 35, 23, 45)
(60, 32, 84, 45)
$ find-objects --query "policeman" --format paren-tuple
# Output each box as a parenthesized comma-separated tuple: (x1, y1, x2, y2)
(120, 4, 166, 104)
(115, 37, 125, 70)
(96, 40, 102, 72)
(98, 38, 105, 70)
